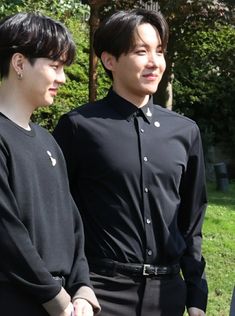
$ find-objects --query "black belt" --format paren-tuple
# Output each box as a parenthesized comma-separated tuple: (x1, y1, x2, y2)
(89, 259, 180, 278)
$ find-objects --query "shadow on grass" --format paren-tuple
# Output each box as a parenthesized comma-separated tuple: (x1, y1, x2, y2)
(207, 181, 235, 207)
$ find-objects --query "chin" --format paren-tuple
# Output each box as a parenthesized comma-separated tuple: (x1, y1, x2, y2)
(149, 85, 159, 94)
(144, 88, 158, 96)
(40, 101, 53, 108)
(45, 97, 55, 106)
(142, 84, 159, 95)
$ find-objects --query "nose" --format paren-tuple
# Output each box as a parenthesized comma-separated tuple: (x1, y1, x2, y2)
(56, 68, 66, 84)
(147, 52, 163, 68)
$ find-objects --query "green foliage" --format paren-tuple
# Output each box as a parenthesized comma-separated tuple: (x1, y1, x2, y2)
(173, 22, 235, 152)
(0, 0, 21, 17)
(0, 0, 90, 19)
(182, 181, 235, 315)
(201, 182, 235, 315)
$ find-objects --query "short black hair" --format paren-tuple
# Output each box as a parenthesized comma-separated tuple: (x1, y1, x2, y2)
(0, 12, 76, 79)
(94, 8, 169, 79)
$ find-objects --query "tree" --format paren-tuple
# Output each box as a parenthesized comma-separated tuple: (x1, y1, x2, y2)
(173, 22, 235, 150)
(153, 0, 234, 106)
(82, 1, 109, 102)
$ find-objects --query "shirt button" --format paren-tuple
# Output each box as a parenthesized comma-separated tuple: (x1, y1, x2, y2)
(146, 218, 151, 224)
(144, 187, 148, 193)
(143, 156, 148, 162)
(147, 249, 152, 256)
(140, 128, 144, 133)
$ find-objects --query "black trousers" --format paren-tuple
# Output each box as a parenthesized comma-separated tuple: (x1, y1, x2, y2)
(0, 283, 49, 315)
(90, 272, 187, 316)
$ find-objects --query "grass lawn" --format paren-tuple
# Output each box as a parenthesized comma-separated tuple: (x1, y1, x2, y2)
(202, 181, 235, 315)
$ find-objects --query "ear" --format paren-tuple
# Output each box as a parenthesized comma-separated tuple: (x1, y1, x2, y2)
(101, 51, 116, 71)
(11, 53, 26, 75)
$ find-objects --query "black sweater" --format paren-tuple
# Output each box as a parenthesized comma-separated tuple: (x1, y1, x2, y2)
(0, 113, 90, 304)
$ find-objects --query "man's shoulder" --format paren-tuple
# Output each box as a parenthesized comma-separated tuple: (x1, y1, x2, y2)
(68, 98, 107, 116)
(153, 103, 197, 127)
(61, 98, 109, 126)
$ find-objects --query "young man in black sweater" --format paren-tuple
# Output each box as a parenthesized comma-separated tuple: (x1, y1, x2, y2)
(0, 12, 100, 316)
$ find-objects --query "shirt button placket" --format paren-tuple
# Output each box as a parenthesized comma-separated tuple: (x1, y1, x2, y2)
(138, 117, 153, 262)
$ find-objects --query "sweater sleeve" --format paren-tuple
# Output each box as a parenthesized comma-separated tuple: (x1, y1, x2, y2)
(65, 199, 101, 314)
(0, 142, 70, 314)
(178, 124, 208, 311)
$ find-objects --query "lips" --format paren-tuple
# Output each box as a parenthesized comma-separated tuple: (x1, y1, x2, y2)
(49, 88, 58, 96)
(143, 73, 158, 80)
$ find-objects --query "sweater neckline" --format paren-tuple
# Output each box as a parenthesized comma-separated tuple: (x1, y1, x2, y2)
(0, 112, 36, 137)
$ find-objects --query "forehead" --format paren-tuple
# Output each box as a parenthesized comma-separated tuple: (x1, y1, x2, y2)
(34, 54, 66, 64)
(133, 23, 162, 46)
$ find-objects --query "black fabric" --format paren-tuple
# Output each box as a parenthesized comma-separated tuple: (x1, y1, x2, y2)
(53, 89, 208, 311)
(0, 283, 49, 316)
(0, 113, 91, 305)
(90, 272, 187, 316)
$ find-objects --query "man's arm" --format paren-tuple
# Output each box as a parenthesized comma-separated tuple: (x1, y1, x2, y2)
(0, 147, 71, 315)
(178, 124, 208, 312)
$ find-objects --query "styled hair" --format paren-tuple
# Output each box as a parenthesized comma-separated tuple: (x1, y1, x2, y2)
(94, 8, 169, 79)
(0, 12, 76, 79)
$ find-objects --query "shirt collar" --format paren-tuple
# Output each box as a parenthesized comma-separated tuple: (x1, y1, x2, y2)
(107, 89, 154, 124)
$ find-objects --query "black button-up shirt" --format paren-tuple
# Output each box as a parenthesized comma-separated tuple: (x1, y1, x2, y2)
(53, 89, 208, 310)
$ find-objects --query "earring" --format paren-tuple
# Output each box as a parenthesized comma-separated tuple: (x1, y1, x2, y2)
(17, 72, 23, 80)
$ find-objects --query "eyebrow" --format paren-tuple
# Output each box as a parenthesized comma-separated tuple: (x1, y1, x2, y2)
(133, 43, 163, 49)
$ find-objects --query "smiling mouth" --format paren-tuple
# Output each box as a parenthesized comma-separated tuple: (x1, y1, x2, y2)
(143, 74, 158, 80)
(49, 89, 58, 96)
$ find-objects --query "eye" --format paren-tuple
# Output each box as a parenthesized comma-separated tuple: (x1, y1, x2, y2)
(156, 47, 164, 55)
(136, 49, 147, 55)
(50, 62, 60, 70)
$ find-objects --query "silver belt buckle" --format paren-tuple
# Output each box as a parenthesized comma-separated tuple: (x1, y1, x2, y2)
(143, 264, 151, 275)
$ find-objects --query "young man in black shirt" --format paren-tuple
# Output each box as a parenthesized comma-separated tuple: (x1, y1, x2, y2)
(54, 9, 208, 316)
(0, 12, 100, 316)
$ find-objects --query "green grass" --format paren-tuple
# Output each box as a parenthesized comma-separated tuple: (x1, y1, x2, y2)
(202, 182, 235, 315)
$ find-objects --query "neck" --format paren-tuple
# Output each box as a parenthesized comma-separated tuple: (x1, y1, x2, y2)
(0, 85, 32, 130)
(112, 86, 149, 108)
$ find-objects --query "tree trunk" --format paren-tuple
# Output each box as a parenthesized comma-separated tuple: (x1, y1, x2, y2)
(153, 58, 174, 110)
(88, 0, 108, 102)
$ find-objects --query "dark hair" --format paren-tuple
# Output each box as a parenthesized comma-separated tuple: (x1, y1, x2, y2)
(94, 8, 169, 79)
(0, 12, 76, 79)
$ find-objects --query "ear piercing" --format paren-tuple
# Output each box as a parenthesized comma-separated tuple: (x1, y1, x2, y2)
(17, 72, 23, 80)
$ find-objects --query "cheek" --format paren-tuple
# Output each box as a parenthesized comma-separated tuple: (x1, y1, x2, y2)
(161, 58, 166, 72)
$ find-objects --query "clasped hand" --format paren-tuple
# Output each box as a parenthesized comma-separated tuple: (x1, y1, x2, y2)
(60, 299, 93, 316)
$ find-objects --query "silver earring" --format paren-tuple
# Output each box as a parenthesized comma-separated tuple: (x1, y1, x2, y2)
(17, 72, 23, 80)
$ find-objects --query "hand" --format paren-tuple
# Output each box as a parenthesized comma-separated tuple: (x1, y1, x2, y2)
(73, 298, 94, 316)
(188, 307, 206, 316)
(59, 302, 74, 316)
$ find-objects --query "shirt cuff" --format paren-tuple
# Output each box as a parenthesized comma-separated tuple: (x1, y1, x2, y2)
(42, 287, 71, 316)
(72, 285, 101, 314)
